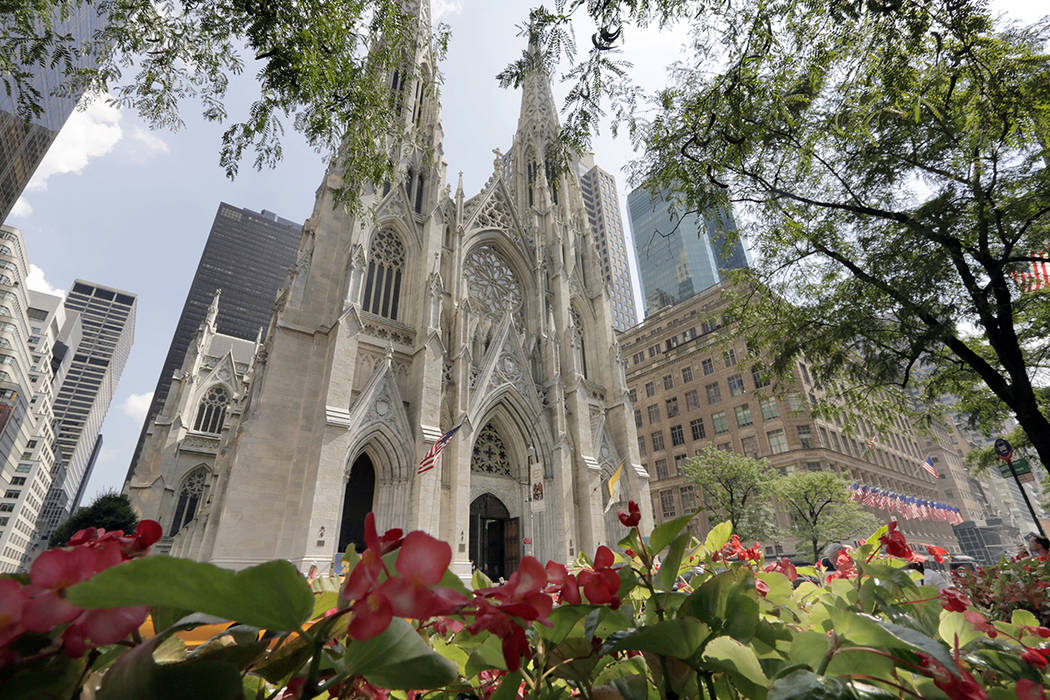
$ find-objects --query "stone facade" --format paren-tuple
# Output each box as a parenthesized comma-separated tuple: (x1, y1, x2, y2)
(129, 2, 651, 577)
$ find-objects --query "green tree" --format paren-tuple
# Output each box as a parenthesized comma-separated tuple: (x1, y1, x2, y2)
(3, 0, 446, 212)
(772, 472, 878, 562)
(683, 445, 777, 542)
(49, 491, 138, 547)
(509, 1, 1050, 472)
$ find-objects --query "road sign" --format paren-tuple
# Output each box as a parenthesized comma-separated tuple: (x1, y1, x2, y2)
(995, 438, 1013, 461)
(999, 458, 1032, 479)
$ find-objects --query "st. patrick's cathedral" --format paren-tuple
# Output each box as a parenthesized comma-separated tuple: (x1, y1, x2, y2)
(126, 0, 652, 579)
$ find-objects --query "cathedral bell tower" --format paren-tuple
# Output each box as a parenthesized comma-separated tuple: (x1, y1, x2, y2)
(145, 1, 651, 574)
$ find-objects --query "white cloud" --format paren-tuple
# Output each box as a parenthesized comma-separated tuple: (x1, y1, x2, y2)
(9, 197, 32, 218)
(121, 391, 154, 422)
(26, 99, 123, 192)
(26, 264, 65, 297)
(131, 126, 170, 156)
(432, 0, 463, 22)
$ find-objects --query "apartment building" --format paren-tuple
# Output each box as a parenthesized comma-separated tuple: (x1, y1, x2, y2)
(620, 283, 962, 558)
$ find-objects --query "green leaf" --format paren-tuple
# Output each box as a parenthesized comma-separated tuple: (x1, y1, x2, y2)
(600, 619, 710, 659)
(828, 608, 958, 677)
(66, 557, 314, 632)
(1012, 609, 1040, 628)
(311, 591, 339, 620)
(650, 512, 696, 555)
(704, 520, 733, 553)
(938, 610, 983, 649)
(768, 669, 856, 700)
(702, 635, 769, 684)
(472, 568, 494, 590)
(787, 630, 829, 669)
(465, 632, 507, 675)
(541, 605, 593, 644)
(343, 618, 458, 689)
(609, 675, 650, 700)
(658, 532, 691, 591)
(489, 670, 523, 700)
(0, 653, 87, 700)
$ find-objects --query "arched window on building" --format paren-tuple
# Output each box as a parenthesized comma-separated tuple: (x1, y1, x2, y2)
(571, 306, 588, 379)
(362, 228, 406, 320)
(171, 466, 208, 536)
(390, 66, 407, 116)
(415, 173, 425, 214)
(193, 385, 230, 433)
(526, 148, 538, 207)
(545, 159, 559, 205)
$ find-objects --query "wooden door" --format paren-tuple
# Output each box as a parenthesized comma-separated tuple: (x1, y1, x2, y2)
(504, 517, 521, 576)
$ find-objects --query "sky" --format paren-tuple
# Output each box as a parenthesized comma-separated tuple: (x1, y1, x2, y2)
(9, 0, 1047, 508)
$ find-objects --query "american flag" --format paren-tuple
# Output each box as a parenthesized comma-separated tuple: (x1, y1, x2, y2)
(1012, 251, 1050, 293)
(920, 457, 939, 480)
(417, 425, 462, 474)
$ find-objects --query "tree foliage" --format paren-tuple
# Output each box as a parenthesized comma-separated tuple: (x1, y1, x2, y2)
(683, 445, 776, 542)
(1, 0, 448, 213)
(49, 491, 138, 547)
(508, 0, 1050, 473)
(772, 471, 879, 561)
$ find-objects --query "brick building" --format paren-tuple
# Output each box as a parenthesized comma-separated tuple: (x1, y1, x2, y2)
(620, 282, 962, 559)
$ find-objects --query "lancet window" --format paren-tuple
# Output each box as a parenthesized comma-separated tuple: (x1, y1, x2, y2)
(471, 424, 513, 477)
(571, 305, 588, 379)
(363, 228, 406, 320)
(193, 385, 229, 434)
(464, 246, 522, 319)
(170, 466, 208, 536)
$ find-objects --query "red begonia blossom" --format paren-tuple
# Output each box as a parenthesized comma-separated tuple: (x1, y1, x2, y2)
(544, 561, 581, 605)
(963, 611, 998, 638)
(1017, 679, 1048, 700)
(764, 558, 798, 582)
(917, 652, 990, 700)
(1021, 647, 1050, 668)
(880, 521, 921, 562)
(0, 579, 27, 648)
(577, 546, 620, 608)
(940, 589, 971, 613)
(927, 544, 949, 564)
(618, 501, 641, 528)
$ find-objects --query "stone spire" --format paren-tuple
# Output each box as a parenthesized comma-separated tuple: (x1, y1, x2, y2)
(205, 288, 221, 334)
(514, 37, 561, 144)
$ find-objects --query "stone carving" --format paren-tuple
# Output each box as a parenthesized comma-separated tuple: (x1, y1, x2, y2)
(472, 192, 513, 233)
(464, 246, 522, 320)
(471, 424, 513, 477)
(361, 321, 414, 346)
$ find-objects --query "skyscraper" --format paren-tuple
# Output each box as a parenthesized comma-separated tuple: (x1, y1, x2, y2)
(34, 281, 135, 546)
(0, 8, 106, 222)
(574, 155, 637, 330)
(125, 203, 301, 481)
(627, 186, 749, 317)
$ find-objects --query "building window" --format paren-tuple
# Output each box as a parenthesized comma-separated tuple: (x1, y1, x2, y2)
(705, 382, 722, 404)
(9, 477, 25, 486)
(193, 386, 230, 434)
(728, 374, 745, 396)
(740, 435, 759, 458)
(680, 485, 696, 512)
(751, 366, 771, 389)
(799, 363, 811, 384)
(682, 367, 693, 383)
(760, 397, 779, 420)
(655, 458, 669, 480)
(660, 489, 676, 518)
(628, 389, 637, 403)
(471, 424, 513, 476)
(805, 461, 822, 472)
(663, 375, 674, 390)
(674, 453, 688, 474)
(665, 397, 679, 418)
(767, 429, 788, 454)
(713, 412, 729, 434)
(645, 381, 655, 397)
(734, 404, 753, 427)
(819, 427, 830, 447)
(638, 436, 647, 456)
(724, 349, 737, 367)
(651, 431, 665, 451)
(670, 424, 685, 446)
(647, 404, 659, 423)
(363, 228, 406, 320)
(634, 410, 642, 428)
(171, 466, 209, 536)
(702, 358, 714, 375)
(690, 418, 706, 440)
(4, 490, 20, 499)
(830, 432, 842, 451)
(797, 424, 814, 449)
(685, 389, 700, 411)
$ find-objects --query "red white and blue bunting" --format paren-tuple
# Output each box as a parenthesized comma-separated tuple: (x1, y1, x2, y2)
(849, 483, 963, 525)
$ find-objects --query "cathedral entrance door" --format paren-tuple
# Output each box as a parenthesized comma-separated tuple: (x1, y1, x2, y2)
(469, 494, 519, 581)
(339, 454, 376, 554)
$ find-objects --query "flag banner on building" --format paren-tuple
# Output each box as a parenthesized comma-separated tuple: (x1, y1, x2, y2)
(530, 462, 545, 513)
(1012, 251, 1050, 293)
(604, 462, 624, 513)
(848, 483, 962, 525)
(920, 457, 939, 480)
(417, 425, 461, 474)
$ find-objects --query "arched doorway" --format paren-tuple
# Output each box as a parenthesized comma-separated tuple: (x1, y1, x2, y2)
(339, 453, 376, 554)
(469, 493, 519, 581)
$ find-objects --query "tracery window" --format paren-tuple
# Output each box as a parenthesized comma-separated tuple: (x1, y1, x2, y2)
(363, 228, 406, 320)
(464, 246, 522, 318)
(471, 424, 513, 477)
(570, 305, 588, 378)
(171, 466, 208, 536)
(193, 385, 229, 434)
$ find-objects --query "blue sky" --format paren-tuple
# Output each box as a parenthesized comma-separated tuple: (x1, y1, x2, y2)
(10, 0, 1045, 507)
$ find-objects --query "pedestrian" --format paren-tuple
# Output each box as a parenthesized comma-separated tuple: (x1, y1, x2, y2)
(1029, 535, 1050, 559)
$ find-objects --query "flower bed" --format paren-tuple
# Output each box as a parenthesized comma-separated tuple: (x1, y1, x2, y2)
(955, 554, 1050, 628)
(1, 505, 1047, 699)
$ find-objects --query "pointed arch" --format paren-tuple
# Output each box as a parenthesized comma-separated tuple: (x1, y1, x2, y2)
(194, 384, 230, 433)
(339, 453, 375, 554)
(470, 387, 554, 479)
(171, 465, 209, 536)
(362, 227, 406, 320)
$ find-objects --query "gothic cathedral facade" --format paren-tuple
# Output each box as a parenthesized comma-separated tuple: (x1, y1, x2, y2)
(127, 1, 651, 578)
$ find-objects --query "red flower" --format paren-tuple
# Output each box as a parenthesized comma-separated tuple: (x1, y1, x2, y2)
(0, 579, 27, 647)
(754, 578, 770, 596)
(365, 514, 403, 555)
(1021, 647, 1050, 668)
(939, 589, 971, 613)
(764, 558, 797, 581)
(917, 652, 989, 700)
(927, 545, 948, 564)
(1017, 679, 1047, 700)
(963, 611, 998, 638)
(577, 546, 621, 608)
(880, 521, 920, 562)
(618, 501, 641, 527)
(471, 557, 553, 670)
(544, 561, 581, 605)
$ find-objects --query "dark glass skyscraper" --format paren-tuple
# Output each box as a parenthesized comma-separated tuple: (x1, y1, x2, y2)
(125, 203, 301, 480)
(627, 186, 750, 317)
(0, 7, 106, 223)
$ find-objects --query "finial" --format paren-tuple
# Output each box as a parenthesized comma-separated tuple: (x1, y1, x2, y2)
(492, 148, 504, 176)
(456, 171, 464, 197)
(385, 342, 394, 363)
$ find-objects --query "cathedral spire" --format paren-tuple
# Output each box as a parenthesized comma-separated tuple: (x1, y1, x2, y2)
(514, 38, 561, 143)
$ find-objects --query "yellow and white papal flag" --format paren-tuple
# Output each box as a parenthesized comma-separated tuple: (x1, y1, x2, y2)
(604, 462, 624, 513)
